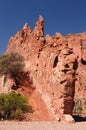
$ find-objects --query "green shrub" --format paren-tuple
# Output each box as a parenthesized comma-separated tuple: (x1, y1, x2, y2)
(0, 92, 32, 120)
(73, 98, 83, 115)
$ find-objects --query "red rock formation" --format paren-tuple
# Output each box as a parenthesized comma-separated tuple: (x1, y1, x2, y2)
(5, 16, 86, 121)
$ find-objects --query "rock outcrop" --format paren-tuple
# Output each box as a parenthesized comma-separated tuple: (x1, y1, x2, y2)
(4, 16, 86, 121)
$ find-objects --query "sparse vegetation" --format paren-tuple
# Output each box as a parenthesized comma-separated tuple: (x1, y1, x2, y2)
(0, 92, 32, 120)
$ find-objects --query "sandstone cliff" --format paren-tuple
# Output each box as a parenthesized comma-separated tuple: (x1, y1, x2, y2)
(4, 16, 86, 121)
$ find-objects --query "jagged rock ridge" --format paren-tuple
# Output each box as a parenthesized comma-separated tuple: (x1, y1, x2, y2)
(3, 16, 86, 121)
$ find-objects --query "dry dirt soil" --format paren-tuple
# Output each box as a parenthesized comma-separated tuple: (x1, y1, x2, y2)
(0, 121, 86, 130)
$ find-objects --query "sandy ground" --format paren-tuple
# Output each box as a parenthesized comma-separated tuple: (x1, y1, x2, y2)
(0, 121, 86, 130)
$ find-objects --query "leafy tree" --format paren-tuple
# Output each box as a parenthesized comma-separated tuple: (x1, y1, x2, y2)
(0, 53, 25, 88)
(0, 53, 24, 76)
(0, 92, 32, 120)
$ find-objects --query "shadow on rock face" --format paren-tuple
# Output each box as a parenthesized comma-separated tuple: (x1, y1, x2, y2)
(73, 115, 86, 122)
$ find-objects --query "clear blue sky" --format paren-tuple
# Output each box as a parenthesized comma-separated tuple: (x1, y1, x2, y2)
(0, 0, 86, 55)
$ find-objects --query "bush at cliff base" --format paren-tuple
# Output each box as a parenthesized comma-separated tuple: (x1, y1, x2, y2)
(73, 98, 86, 116)
(0, 92, 32, 120)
